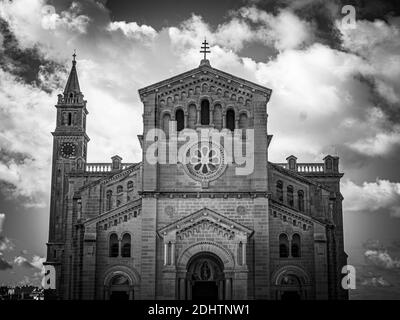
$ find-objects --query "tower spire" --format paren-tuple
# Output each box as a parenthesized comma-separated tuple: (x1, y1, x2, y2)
(64, 51, 81, 95)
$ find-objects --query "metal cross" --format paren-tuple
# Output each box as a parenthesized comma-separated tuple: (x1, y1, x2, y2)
(200, 39, 210, 60)
(72, 49, 76, 61)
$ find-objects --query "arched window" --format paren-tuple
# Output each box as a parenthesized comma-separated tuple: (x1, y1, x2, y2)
(116, 199, 121, 207)
(279, 234, 289, 258)
(239, 113, 248, 129)
(298, 190, 305, 212)
(175, 109, 184, 131)
(68, 112, 72, 126)
(287, 185, 294, 207)
(109, 233, 119, 257)
(121, 233, 131, 258)
(291, 234, 301, 257)
(276, 180, 283, 202)
(213, 104, 222, 130)
(162, 113, 171, 137)
(200, 100, 210, 125)
(226, 109, 235, 131)
(127, 181, 134, 190)
(117, 185, 123, 194)
(188, 104, 197, 129)
(239, 113, 248, 139)
(106, 190, 112, 211)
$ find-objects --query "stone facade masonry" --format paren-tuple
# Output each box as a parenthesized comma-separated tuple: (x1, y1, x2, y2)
(45, 58, 347, 300)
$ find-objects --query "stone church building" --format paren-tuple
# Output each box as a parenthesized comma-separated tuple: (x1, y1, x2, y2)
(45, 50, 347, 300)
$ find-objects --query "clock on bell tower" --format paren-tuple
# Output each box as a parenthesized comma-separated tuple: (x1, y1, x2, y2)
(46, 53, 90, 279)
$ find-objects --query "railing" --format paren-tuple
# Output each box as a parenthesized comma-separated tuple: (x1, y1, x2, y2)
(275, 163, 325, 173)
(85, 163, 135, 173)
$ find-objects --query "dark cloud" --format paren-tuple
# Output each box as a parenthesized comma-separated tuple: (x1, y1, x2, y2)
(0, 18, 65, 92)
(0, 256, 12, 270)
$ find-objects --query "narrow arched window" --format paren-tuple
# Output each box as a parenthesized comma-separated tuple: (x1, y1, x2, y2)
(117, 185, 123, 194)
(121, 234, 131, 258)
(298, 190, 305, 212)
(291, 234, 301, 257)
(226, 109, 235, 131)
(162, 113, 171, 137)
(239, 113, 248, 129)
(127, 181, 134, 190)
(176, 109, 184, 131)
(287, 185, 294, 207)
(279, 234, 289, 258)
(106, 190, 112, 211)
(213, 104, 222, 130)
(276, 180, 283, 202)
(68, 112, 72, 126)
(109, 233, 119, 257)
(201, 100, 210, 125)
(188, 104, 197, 129)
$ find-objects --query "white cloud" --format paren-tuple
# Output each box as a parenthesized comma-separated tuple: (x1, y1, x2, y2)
(348, 130, 400, 156)
(0, 69, 54, 206)
(338, 18, 400, 104)
(364, 250, 400, 269)
(342, 179, 400, 218)
(238, 7, 314, 51)
(107, 21, 157, 40)
(13, 254, 44, 270)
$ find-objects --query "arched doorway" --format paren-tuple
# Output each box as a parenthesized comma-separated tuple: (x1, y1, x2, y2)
(272, 266, 310, 300)
(187, 253, 224, 300)
(104, 267, 139, 300)
(109, 274, 132, 300)
(279, 275, 302, 300)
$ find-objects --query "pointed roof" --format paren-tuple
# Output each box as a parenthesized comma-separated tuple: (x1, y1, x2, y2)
(64, 52, 81, 94)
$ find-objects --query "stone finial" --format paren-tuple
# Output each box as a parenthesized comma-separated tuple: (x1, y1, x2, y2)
(286, 155, 297, 171)
(111, 155, 122, 171)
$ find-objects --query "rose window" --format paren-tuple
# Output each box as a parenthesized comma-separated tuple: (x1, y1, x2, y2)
(182, 141, 227, 183)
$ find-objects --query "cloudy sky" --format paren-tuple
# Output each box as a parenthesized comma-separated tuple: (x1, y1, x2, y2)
(0, 0, 399, 298)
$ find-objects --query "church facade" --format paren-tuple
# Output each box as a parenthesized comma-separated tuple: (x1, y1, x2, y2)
(45, 52, 348, 300)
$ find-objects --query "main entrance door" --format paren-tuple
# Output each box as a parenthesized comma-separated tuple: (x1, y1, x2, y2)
(192, 281, 218, 300)
(187, 253, 224, 300)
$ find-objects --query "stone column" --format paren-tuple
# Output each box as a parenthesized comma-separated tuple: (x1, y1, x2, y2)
(210, 108, 213, 124)
(179, 278, 186, 300)
(187, 280, 192, 300)
(225, 278, 232, 300)
(164, 243, 168, 265)
(197, 108, 201, 125)
(184, 113, 188, 128)
(171, 242, 176, 266)
(222, 113, 226, 128)
(218, 280, 224, 300)
(242, 242, 247, 266)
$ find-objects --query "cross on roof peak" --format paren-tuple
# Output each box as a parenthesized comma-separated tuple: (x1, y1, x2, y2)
(200, 38, 210, 61)
(72, 49, 77, 65)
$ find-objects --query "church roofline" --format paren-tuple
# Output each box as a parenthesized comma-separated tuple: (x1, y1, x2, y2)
(138, 63, 272, 101)
(269, 162, 332, 192)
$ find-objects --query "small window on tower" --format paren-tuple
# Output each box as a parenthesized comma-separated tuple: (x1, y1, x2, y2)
(226, 109, 235, 131)
(176, 109, 185, 131)
(200, 100, 210, 125)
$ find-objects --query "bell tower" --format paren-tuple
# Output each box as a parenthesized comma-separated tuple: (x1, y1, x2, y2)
(46, 53, 89, 288)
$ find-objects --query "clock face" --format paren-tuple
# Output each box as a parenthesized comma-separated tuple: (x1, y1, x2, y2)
(60, 142, 76, 158)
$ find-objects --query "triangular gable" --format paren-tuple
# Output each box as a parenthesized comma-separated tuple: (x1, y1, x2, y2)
(158, 207, 254, 239)
(138, 61, 272, 100)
